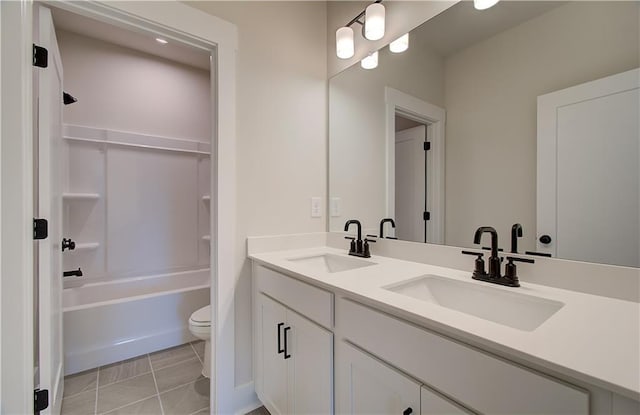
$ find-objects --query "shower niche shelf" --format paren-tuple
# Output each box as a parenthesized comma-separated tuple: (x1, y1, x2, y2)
(63, 192, 100, 201)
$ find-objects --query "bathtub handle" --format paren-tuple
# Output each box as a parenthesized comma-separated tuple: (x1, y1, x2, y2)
(283, 326, 291, 359)
(277, 322, 285, 354)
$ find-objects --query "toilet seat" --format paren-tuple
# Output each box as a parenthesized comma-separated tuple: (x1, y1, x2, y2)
(189, 305, 211, 327)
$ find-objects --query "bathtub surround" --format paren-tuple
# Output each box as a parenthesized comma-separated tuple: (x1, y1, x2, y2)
(61, 341, 209, 415)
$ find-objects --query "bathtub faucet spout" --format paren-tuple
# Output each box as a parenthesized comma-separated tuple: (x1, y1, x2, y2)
(63, 268, 83, 278)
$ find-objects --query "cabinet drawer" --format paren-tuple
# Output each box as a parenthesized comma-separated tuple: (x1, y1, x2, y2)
(337, 298, 589, 414)
(254, 264, 333, 329)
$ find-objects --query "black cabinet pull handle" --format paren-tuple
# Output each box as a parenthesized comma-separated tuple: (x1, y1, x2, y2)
(403, 408, 413, 415)
(283, 326, 291, 359)
(277, 322, 285, 354)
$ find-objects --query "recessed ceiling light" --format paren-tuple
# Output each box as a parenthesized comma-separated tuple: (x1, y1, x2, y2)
(155, 38, 168, 44)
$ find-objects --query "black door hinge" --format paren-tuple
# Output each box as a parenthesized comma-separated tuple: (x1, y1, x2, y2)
(33, 218, 48, 240)
(34, 389, 49, 412)
(33, 44, 48, 68)
(423, 211, 431, 221)
(423, 142, 431, 151)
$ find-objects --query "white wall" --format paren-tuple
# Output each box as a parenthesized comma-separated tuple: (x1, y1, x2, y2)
(443, 1, 640, 251)
(58, 30, 211, 141)
(329, 41, 444, 233)
(185, 1, 328, 391)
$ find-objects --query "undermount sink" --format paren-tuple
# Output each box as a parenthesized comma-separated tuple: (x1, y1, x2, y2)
(287, 253, 376, 273)
(384, 275, 564, 331)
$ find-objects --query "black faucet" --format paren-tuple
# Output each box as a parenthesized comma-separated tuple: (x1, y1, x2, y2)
(344, 219, 374, 258)
(474, 226, 501, 278)
(63, 268, 83, 278)
(461, 226, 535, 287)
(511, 223, 523, 253)
(379, 218, 396, 239)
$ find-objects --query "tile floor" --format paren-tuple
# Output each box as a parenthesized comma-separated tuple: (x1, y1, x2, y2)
(61, 341, 209, 415)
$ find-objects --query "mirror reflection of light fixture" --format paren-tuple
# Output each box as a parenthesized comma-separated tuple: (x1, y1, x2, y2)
(361, 51, 378, 69)
(389, 33, 409, 53)
(365, 3, 385, 41)
(335, 1, 385, 59)
(336, 27, 355, 59)
(474, 0, 500, 10)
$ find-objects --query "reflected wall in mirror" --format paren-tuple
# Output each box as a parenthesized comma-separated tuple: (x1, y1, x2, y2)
(329, 1, 639, 267)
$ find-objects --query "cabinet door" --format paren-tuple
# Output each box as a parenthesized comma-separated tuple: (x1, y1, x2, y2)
(336, 341, 420, 415)
(258, 294, 288, 415)
(421, 386, 471, 415)
(287, 308, 333, 415)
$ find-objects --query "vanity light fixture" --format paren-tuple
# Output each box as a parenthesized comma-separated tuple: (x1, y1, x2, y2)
(389, 33, 409, 53)
(361, 51, 378, 70)
(155, 38, 168, 44)
(364, 3, 385, 41)
(474, 0, 500, 10)
(335, 0, 385, 59)
(336, 27, 355, 59)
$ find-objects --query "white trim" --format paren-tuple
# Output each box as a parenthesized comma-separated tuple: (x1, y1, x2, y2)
(385, 87, 446, 244)
(0, 1, 35, 413)
(537, 68, 640, 257)
(0, 1, 246, 412)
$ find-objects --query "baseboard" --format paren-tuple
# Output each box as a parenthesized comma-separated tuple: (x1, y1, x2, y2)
(64, 326, 196, 375)
(233, 381, 260, 415)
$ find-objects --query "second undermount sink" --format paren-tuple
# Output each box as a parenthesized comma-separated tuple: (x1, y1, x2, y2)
(287, 253, 376, 273)
(384, 275, 564, 331)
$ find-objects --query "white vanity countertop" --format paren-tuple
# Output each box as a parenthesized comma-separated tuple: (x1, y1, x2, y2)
(249, 246, 640, 400)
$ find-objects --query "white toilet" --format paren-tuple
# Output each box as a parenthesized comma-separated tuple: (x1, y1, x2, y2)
(189, 305, 211, 378)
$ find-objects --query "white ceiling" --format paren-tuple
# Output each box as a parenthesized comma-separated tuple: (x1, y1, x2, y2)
(50, 7, 211, 70)
(413, 1, 566, 57)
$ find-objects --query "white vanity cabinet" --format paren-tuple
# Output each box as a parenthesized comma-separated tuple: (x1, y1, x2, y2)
(336, 341, 469, 415)
(336, 298, 590, 415)
(253, 265, 334, 415)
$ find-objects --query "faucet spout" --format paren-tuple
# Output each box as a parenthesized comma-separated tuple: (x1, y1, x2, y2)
(473, 226, 500, 277)
(344, 219, 362, 241)
(379, 218, 396, 239)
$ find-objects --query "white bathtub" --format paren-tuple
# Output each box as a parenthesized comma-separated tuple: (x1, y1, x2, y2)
(63, 269, 210, 375)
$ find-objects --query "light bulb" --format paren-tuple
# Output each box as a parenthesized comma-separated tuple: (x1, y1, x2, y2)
(336, 27, 355, 59)
(365, 3, 385, 41)
(389, 33, 409, 53)
(361, 51, 378, 70)
(474, 0, 500, 10)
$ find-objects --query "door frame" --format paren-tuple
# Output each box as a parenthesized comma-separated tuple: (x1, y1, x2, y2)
(536, 68, 640, 257)
(0, 1, 244, 413)
(385, 87, 446, 244)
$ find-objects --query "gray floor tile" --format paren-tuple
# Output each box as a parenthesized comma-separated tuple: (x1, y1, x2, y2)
(99, 355, 151, 386)
(160, 378, 209, 415)
(101, 395, 162, 415)
(61, 389, 96, 415)
(149, 343, 197, 370)
(191, 341, 205, 361)
(96, 373, 156, 414)
(190, 408, 210, 415)
(64, 368, 98, 398)
(154, 358, 203, 393)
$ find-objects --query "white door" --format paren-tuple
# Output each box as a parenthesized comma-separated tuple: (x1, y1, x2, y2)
(336, 341, 420, 415)
(538, 68, 639, 267)
(395, 125, 427, 243)
(258, 294, 288, 415)
(35, 5, 65, 414)
(287, 309, 333, 415)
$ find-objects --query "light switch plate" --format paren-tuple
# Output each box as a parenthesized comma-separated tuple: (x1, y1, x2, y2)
(311, 197, 322, 218)
(331, 197, 341, 217)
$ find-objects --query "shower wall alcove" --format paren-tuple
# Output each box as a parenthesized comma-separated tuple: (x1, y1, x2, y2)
(55, 23, 214, 374)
